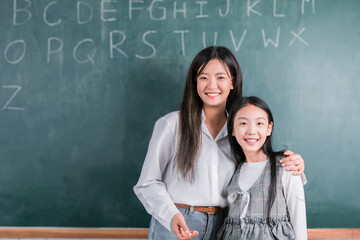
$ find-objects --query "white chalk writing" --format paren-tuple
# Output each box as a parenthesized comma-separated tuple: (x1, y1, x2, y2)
(2, 85, 25, 111)
(43, 1, 62, 26)
(4, 39, 26, 64)
(4, 0, 315, 63)
(13, 0, 31, 25)
(73, 39, 96, 64)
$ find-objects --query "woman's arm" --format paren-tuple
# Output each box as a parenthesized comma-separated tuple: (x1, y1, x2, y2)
(280, 150, 305, 175)
(172, 213, 199, 240)
(133, 116, 179, 232)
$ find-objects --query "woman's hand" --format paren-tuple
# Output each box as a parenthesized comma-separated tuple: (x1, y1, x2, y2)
(172, 213, 199, 240)
(280, 150, 305, 175)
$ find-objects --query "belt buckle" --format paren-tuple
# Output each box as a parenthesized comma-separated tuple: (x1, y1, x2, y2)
(206, 207, 215, 214)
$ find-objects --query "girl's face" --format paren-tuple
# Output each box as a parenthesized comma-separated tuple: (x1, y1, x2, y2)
(196, 59, 233, 110)
(232, 104, 273, 156)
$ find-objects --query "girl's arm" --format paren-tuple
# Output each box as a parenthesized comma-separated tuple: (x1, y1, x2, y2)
(282, 169, 308, 240)
(133, 116, 180, 232)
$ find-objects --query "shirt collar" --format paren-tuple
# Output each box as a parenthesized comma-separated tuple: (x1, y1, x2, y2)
(201, 109, 229, 140)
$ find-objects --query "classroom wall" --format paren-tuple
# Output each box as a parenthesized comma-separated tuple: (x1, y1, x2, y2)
(0, 0, 359, 228)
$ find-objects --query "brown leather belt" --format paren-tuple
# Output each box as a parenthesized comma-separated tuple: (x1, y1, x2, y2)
(175, 203, 223, 215)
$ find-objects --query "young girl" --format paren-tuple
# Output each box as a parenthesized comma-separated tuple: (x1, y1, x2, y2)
(134, 46, 306, 240)
(217, 96, 307, 240)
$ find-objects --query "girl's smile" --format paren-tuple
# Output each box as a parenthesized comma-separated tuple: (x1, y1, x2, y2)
(244, 138, 259, 145)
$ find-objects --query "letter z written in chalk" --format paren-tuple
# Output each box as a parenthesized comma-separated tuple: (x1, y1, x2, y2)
(2, 85, 25, 111)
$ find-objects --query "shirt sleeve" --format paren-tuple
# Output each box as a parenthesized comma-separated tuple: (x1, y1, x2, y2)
(133, 117, 180, 232)
(300, 172, 307, 185)
(282, 169, 308, 240)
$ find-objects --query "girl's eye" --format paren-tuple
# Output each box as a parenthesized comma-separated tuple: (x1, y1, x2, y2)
(199, 76, 207, 80)
(257, 122, 264, 126)
(239, 122, 247, 126)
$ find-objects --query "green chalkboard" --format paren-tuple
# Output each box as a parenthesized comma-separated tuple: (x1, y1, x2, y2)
(0, 0, 359, 228)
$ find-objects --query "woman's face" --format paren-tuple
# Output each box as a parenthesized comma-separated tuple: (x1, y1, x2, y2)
(232, 104, 273, 156)
(196, 59, 233, 110)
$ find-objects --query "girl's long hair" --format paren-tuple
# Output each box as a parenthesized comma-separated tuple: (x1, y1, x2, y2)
(176, 46, 242, 181)
(227, 96, 283, 220)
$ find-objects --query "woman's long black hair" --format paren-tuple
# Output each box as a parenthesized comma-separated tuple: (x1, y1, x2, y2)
(227, 96, 284, 220)
(176, 46, 243, 182)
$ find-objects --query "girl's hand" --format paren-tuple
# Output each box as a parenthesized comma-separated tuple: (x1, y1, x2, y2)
(172, 213, 199, 240)
(280, 150, 305, 175)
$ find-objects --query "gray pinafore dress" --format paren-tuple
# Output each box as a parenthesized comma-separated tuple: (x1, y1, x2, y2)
(217, 160, 296, 239)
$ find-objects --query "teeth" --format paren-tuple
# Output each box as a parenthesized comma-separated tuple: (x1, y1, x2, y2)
(206, 93, 220, 96)
(246, 139, 257, 142)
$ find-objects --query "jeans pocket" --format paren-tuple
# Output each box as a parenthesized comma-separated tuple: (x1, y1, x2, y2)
(177, 206, 190, 220)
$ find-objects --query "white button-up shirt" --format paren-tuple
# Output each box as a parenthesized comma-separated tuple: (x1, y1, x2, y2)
(134, 111, 236, 232)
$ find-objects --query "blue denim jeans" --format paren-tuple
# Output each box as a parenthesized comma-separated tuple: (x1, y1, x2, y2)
(148, 206, 226, 240)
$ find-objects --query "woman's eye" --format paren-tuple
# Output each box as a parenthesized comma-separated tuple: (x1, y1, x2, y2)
(218, 76, 228, 81)
(257, 122, 264, 125)
(239, 122, 246, 126)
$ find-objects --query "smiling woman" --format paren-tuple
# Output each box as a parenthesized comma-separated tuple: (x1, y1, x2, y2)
(196, 59, 234, 138)
(134, 46, 243, 240)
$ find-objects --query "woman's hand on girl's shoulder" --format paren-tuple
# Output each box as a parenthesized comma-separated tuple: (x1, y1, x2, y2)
(280, 150, 305, 175)
(172, 213, 199, 240)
